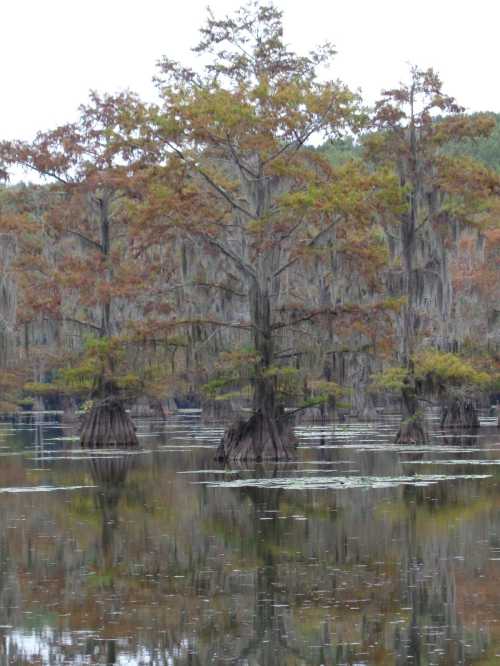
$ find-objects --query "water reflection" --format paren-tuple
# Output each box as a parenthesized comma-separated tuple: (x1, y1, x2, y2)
(87, 455, 134, 664)
(89, 455, 133, 568)
(0, 414, 498, 663)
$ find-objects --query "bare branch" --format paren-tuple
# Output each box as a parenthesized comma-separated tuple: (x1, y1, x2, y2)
(62, 317, 102, 332)
(272, 307, 338, 330)
(172, 317, 254, 331)
(415, 215, 430, 234)
(262, 94, 341, 167)
(274, 217, 340, 278)
(151, 281, 246, 297)
(199, 233, 256, 280)
(225, 132, 258, 179)
(197, 167, 257, 219)
(162, 138, 257, 220)
(65, 229, 103, 252)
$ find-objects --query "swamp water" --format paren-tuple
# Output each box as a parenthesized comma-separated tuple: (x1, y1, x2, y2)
(0, 413, 499, 664)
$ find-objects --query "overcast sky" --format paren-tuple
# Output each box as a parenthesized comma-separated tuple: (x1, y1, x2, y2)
(2, 0, 499, 143)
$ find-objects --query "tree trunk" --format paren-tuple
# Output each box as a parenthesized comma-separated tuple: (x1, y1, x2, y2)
(80, 395, 138, 447)
(78, 193, 139, 448)
(440, 397, 479, 429)
(395, 372, 427, 444)
(395, 109, 427, 446)
(216, 281, 296, 462)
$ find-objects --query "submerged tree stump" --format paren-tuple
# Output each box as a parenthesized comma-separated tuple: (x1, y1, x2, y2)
(215, 410, 296, 462)
(80, 396, 138, 447)
(440, 397, 479, 429)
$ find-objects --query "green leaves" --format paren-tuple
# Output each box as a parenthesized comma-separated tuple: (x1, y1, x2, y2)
(370, 367, 407, 394)
(415, 351, 491, 390)
(371, 351, 492, 398)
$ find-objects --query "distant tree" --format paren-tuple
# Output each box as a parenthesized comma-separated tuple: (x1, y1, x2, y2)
(417, 351, 490, 428)
(366, 66, 499, 442)
(0, 92, 154, 444)
(451, 223, 500, 426)
(318, 136, 360, 166)
(446, 113, 500, 172)
(371, 351, 491, 429)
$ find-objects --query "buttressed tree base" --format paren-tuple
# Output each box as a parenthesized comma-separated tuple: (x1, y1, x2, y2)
(80, 396, 138, 448)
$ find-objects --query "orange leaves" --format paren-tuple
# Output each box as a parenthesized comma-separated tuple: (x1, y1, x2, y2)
(437, 155, 500, 200)
(435, 155, 500, 233)
(433, 113, 495, 146)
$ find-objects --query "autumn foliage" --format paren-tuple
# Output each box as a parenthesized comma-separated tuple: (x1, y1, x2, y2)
(0, 3, 499, 447)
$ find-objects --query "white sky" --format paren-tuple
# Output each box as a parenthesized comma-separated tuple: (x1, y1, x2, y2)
(1, 0, 498, 143)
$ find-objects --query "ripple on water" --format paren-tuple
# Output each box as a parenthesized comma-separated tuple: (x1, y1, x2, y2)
(0, 485, 96, 494)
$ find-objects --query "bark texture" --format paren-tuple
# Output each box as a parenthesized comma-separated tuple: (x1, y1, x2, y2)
(440, 397, 479, 429)
(215, 409, 295, 462)
(80, 396, 138, 447)
(0, 234, 17, 368)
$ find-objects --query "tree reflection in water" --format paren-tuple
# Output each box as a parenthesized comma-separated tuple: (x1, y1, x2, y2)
(89, 455, 133, 567)
(0, 417, 499, 663)
(88, 454, 134, 665)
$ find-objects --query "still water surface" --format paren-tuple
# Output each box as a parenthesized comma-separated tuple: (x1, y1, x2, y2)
(0, 412, 500, 664)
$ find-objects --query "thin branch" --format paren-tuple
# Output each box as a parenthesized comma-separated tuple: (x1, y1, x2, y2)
(172, 317, 254, 331)
(225, 132, 258, 179)
(273, 217, 340, 278)
(415, 215, 430, 233)
(16, 160, 72, 186)
(62, 317, 102, 332)
(199, 233, 256, 280)
(197, 167, 257, 219)
(261, 94, 340, 167)
(276, 343, 373, 359)
(272, 307, 338, 330)
(163, 138, 257, 220)
(151, 281, 246, 298)
(260, 137, 300, 168)
(66, 229, 103, 252)
(278, 219, 304, 243)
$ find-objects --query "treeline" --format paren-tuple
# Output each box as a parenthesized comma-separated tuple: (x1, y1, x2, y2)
(321, 113, 500, 171)
(0, 3, 499, 456)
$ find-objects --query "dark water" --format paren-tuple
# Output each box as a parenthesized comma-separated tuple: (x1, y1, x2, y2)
(0, 412, 500, 665)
